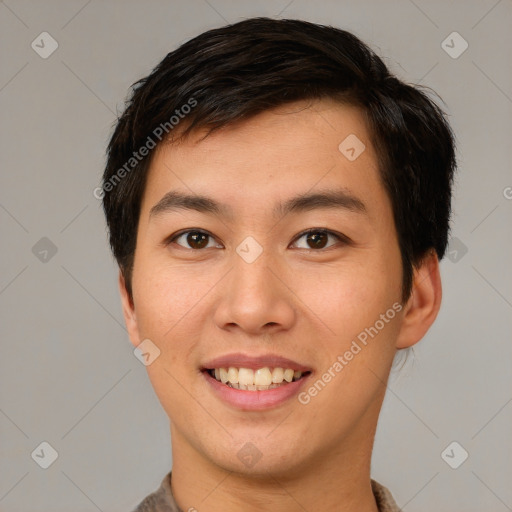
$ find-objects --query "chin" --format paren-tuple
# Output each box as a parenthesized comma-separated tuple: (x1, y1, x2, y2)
(204, 433, 312, 479)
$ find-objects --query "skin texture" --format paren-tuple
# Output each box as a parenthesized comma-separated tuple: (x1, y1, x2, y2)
(119, 98, 442, 512)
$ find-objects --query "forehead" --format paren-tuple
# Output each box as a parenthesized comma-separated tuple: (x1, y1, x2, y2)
(140, 98, 387, 222)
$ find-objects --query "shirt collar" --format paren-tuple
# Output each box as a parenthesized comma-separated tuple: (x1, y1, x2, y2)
(133, 471, 402, 512)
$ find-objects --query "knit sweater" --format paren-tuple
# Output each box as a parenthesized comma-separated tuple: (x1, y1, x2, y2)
(131, 472, 401, 511)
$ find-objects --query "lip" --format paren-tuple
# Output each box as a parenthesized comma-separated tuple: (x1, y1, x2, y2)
(202, 369, 311, 411)
(201, 353, 312, 372)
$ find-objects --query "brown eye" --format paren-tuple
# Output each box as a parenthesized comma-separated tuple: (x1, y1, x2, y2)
(186, 232, 209, 249)
(292, 229, 347, 250)
(170, 230, 220, 250)
(305, 231, 328, 249)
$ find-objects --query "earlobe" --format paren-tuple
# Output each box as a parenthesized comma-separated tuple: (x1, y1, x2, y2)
(395, 250, 442, 349)
(118, 271, 141, 348)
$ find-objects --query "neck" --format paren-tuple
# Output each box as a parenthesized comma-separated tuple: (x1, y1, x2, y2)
(170, 416, 381, 512)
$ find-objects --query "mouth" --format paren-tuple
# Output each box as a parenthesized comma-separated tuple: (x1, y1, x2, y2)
(203, 366, 311, 391)
(200, 355, 312, 410)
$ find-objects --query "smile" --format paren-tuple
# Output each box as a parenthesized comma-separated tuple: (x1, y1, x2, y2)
(207, 366, 308, 390)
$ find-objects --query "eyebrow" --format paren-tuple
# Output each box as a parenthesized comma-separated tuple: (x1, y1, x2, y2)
(149, 188, 367, 220)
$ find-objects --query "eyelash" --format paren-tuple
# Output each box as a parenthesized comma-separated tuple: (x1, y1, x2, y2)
(165, 228, 351, 251)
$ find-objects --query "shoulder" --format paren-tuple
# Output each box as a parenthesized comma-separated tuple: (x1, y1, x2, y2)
(371, 479, 402, 512)
(131, 472, 181, 512)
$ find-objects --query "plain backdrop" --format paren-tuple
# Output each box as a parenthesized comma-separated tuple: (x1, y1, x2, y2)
(0, 1, 511, 511)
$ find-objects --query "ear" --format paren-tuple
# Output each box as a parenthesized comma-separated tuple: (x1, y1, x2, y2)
(395, 250, 442, 349)
(118, 271, 141, 348)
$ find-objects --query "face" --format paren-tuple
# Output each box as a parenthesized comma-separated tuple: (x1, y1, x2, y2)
(122, 98, 410, 478)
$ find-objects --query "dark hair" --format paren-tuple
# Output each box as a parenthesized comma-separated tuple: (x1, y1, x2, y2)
(102, 17, 456, 302)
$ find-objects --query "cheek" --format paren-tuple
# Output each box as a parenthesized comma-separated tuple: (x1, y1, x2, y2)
(297, 270, 402, 429)
(131, 263, 207, 407)
(132, 259, 213, 338)
(293, 258, 400, 338)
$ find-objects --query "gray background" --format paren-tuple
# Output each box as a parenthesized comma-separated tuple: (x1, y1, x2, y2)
(0, 0, 511, 511)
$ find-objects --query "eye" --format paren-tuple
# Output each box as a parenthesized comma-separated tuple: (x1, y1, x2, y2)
(168, 230, 222, 250)
(166, 228, 349, 251)
(291, 229, 349, 250)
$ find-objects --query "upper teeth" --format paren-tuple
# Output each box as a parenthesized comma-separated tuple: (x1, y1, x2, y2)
(213, 367, 303, 387)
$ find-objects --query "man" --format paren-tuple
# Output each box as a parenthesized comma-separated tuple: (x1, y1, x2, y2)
(101, 17, 456, 512)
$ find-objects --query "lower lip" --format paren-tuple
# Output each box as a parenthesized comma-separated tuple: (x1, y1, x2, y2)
(203, 371, 310, 411)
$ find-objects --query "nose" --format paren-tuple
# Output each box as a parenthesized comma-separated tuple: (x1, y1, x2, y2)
(213, 250, 296, 336)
